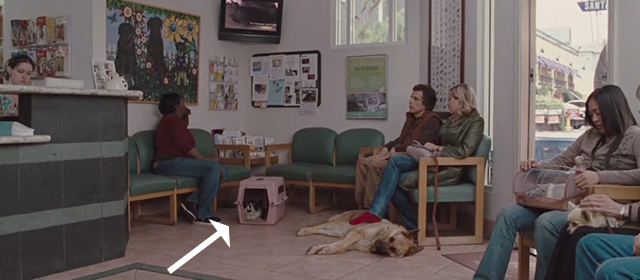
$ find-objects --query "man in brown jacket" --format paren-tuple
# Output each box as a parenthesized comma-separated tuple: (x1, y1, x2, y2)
(355, 84, 442, 208)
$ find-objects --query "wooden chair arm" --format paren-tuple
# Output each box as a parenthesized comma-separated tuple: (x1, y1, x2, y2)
(215, 144, 251, 168)
(416, 156, 486, 241)
(418, 156, 485, 167)
(588, 185, 640, 200)
(265, 143, 292, 168)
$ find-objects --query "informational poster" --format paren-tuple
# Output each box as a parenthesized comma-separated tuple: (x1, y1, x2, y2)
(345, 55, 387, 119)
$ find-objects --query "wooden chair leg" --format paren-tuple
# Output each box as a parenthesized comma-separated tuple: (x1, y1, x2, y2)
(449, 203, 458, 230)
(517, 235, 530, 280)
(170, 194, 177, 225)
(133, 201, 142, 220)
(213, 197, 218, 213)
(309, 181, 316, 213)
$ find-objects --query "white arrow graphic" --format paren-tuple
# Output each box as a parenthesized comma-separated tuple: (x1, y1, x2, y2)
(167, 220, 230, 274)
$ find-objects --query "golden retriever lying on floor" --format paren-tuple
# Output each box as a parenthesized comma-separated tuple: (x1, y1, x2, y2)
(296, 210, 423, 257)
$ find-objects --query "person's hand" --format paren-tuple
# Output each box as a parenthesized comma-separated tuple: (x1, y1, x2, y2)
(374, 147, 389, 159)
(423, 142, 438, 151)
(581, 194, 624, 218)
(378, 147, 396, 159)
(574, 169, 600, 189)
(520, 159, 538, 170)
(634, 234, 640, 256)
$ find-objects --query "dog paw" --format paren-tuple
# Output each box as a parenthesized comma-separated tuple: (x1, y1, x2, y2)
(306, 245, 324, 255)
(296, 228, 309, 236)
(307, 245, 332, 255)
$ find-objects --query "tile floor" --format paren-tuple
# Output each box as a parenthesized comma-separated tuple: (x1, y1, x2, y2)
(38, 206, 493, 280)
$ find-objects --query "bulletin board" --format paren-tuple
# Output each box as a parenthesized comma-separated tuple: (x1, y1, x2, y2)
(250, 50, 321, 108)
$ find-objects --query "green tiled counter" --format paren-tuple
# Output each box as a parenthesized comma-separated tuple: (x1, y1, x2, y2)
(0, 85, 142, 280)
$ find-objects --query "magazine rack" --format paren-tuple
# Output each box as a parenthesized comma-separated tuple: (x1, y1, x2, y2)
(513, 166, 586, 211)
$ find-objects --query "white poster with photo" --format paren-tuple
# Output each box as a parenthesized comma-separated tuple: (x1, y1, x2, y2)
(252, 74, 269, 102)
(284, 55, 300, 80)
(251, 56, 266, 76)
(300, 88, 318, 115)
(300, 53, 318, 75)
(283, 80, 301, 106)
(269, 54, 286, 80)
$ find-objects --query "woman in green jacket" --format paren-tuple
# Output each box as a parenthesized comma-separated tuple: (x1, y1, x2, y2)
(350, 83, 485, 226)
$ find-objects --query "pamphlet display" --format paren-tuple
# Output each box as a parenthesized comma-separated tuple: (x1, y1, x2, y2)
(10, 15, 71, 79)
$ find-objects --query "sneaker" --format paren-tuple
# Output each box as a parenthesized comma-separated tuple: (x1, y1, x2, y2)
(193, 216, 222, 225)
(180, 202, 198, 222)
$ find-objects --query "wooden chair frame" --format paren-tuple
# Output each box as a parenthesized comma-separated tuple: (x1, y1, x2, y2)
(265, 143, 358, 213)
(417, 156, 486, 246)
(127, 144, 252, 231)
(516, 184, 640, 280)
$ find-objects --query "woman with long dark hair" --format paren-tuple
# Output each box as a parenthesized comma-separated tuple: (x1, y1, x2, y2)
(542, 85, 640, 280)
(474, 85, 640, 280)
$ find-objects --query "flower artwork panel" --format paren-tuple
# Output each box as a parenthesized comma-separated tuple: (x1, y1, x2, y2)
(106, 0, 200, 104)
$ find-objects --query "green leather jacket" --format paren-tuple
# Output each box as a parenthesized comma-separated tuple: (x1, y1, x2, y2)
(399, 109, 485, 191)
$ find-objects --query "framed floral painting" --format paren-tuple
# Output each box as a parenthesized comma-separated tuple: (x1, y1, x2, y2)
(106, 0, 200, 104)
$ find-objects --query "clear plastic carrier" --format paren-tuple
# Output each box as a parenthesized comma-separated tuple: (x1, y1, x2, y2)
(513, 166, 586, 211)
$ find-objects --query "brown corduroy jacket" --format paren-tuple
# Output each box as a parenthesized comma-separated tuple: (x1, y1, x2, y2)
(384, 110, 443, 152)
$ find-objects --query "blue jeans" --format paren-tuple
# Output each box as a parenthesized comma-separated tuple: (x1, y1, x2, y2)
(369, 155, 419, 219)
(390, 186, 419, 229)
(153, 158, 227, 219)
(473, 204, 568, 280)
(576, 234, 640, 280)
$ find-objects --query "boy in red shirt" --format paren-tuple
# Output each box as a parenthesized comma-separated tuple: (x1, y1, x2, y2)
(152, 93, 226, 224)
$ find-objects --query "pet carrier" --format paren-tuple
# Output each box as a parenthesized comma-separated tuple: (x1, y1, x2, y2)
(236, 176, 288, 225)
(513, 165, 586, 211)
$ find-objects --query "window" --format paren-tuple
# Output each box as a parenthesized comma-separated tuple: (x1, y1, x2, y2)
(334, 0, 406, 46)
(522, 0, 608, 161)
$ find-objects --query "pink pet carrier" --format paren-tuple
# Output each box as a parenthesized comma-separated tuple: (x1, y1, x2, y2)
(235, 176, 288, 225)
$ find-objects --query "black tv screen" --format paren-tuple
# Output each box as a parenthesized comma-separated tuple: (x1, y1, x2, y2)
(219, 0, 283, 44)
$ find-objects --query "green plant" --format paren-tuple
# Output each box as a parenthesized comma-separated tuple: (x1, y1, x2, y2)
(536, 85, 553, 96)
(340, 0, 405, 44)
(535, 94, 562, 109)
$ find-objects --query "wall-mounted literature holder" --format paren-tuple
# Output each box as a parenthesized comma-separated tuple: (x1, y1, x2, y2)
(9, 15, 72, 79)
(250, 50, 321, 108)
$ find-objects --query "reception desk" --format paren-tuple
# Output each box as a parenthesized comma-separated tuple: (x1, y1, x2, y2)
(0, 85, 142, 280)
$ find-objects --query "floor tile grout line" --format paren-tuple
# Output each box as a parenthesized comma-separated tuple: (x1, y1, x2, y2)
(334, 257, 384, 280)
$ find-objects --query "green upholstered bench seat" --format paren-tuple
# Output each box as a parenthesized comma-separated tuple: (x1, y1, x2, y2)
(130, 172, 176, 196)
(223, 164, 251, 182)
(174, 176, 199, 189)
(412, 183, 476, 203)
(171, 164, 251, 189)
(309, 165, 356, 185)
(265, 163, 320, 182)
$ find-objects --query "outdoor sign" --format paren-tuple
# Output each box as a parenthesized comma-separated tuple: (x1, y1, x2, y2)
(577, 1, 607, 12)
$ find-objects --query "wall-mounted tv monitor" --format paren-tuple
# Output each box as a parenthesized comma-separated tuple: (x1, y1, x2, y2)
(218, 0, 284, 44)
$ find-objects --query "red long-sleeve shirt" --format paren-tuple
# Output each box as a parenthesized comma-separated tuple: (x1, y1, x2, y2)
(153, 114, 195, 160)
